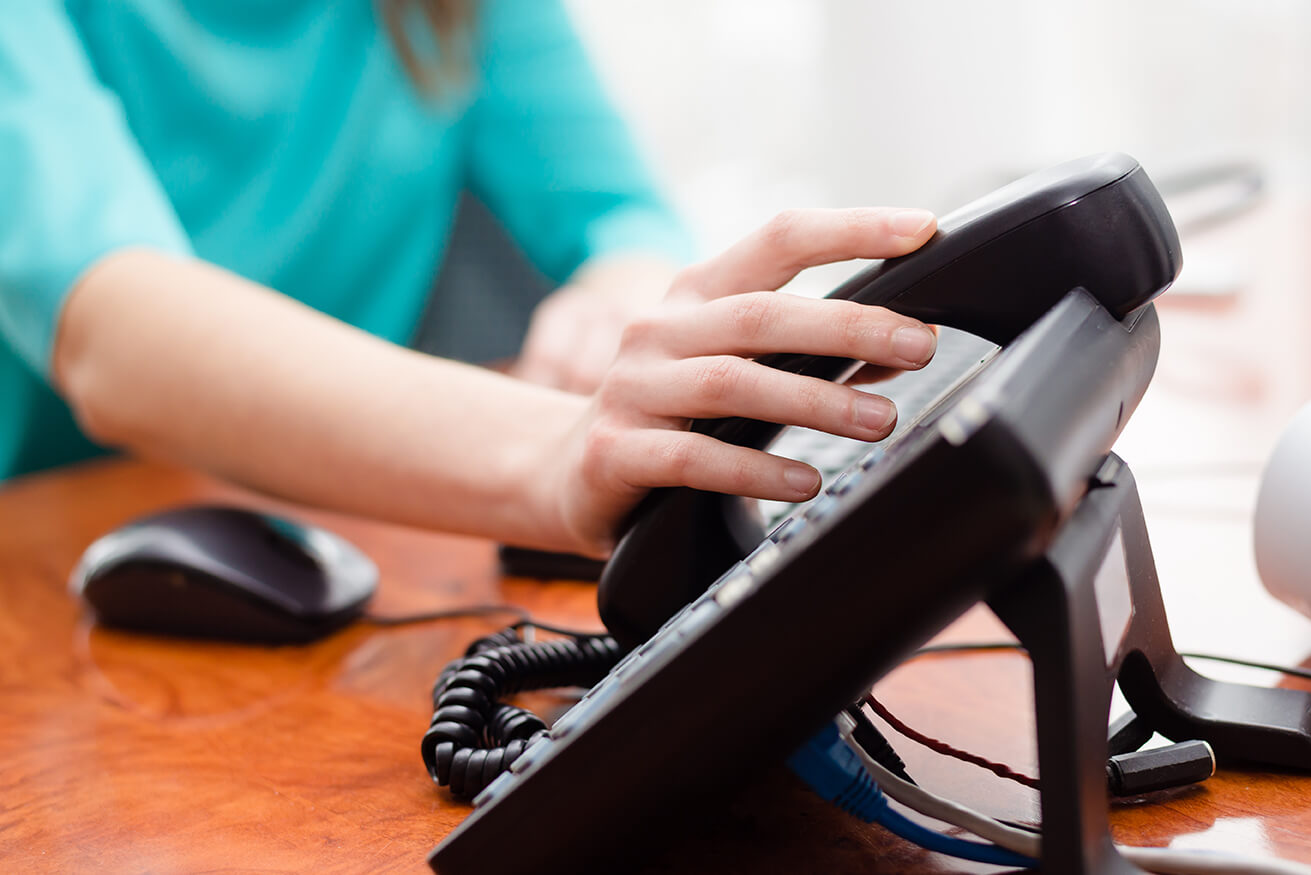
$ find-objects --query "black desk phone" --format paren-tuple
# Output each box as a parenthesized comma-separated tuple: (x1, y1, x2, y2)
(429, 154, 1311, 874)
(597, 152, 1176, 649)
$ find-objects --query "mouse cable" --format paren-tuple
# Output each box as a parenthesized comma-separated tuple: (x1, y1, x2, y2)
(364, 604, 529, 626)
(364, 605, 607, 640)
(841, 713, 1311, 875)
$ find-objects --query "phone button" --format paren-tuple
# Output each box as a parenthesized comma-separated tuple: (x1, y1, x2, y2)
(768, 516, 803, 544)
(803, 494, 838, 524)
(860, 447, 886, 470)
(829, 468, 860, 496)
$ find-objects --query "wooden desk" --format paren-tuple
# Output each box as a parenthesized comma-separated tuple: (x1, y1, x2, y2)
(5, 205, 1311, 873)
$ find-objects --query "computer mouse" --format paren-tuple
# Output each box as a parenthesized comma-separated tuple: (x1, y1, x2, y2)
(70, 504, 378, 644)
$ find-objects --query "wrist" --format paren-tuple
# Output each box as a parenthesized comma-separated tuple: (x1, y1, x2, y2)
(496, 387, 597, 554)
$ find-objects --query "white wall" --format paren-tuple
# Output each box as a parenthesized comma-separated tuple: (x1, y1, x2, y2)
(568, 0, 1311, 257)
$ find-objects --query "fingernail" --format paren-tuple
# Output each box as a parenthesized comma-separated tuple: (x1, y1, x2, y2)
(784, 465, 821, 497)
(893, 326, 937, 365)
(855, 394, 896, 433)
(890, 208, 935, 238)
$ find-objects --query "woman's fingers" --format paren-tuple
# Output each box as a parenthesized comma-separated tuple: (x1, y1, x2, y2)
(670, 207, 936, 301)
(557, 206, 944, 554)
(623, 292, 937, 368)
(604, 356, 898, 441)
(590, 428, 823, 503)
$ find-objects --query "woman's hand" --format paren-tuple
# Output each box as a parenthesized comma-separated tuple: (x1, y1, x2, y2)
(535, 207, 939, 555)
(53, 209, 934, 559)
(514, 255, 679, 395)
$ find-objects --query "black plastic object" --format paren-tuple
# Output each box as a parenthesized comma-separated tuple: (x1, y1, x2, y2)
(497, 544, 607, 581)
(428, 285, 1167, 874)
(69, 505, 378, 643)
(1106, 741, 1215, 797)
(598, 152, 1182, 649)
(987, 455, 1311, 873)
(421, 629, 623, 798)
(1107, 710, 1154, 757)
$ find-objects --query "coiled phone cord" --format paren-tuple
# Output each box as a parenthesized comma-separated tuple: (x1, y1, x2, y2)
(421, 626, 623, 798)
(422, 622, 915, 800)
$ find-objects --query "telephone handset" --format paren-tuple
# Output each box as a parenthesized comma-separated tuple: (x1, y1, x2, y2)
(598, 153, 1182, 648)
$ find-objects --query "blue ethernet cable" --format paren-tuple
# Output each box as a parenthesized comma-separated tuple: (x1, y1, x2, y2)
(787, 720, 1039, 869)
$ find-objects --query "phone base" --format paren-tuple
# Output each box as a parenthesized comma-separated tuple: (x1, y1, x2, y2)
(987, 453, 1311, 873)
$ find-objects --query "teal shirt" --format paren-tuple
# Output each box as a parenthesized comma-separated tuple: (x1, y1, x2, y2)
(0, 0, 688, 479)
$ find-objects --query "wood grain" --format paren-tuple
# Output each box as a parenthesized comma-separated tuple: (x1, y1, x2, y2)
(3, 460, 1310, 874)
(4, 203, 1311, 873)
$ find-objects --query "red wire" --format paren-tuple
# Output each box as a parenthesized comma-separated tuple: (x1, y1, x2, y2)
(863, 694, 1042, 790)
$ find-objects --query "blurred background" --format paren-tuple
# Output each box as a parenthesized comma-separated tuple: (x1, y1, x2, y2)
(426, 0, 1311, 358)
(568, 0, 1311, 257)
(555, 0, 1311, 662)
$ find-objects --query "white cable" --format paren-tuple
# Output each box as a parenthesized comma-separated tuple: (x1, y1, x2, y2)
(836, 714, 1041, 856)
(836, 714, 1311, 875)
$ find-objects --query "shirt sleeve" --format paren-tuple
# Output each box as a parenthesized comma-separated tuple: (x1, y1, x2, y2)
(464, 0, 693, 284)
(0, 4, 192, 378)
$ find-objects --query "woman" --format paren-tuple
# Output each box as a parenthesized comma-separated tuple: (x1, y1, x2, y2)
(1, 0, 938, 556)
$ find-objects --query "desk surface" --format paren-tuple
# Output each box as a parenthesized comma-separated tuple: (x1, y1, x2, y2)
(5, 206, 1311, 873)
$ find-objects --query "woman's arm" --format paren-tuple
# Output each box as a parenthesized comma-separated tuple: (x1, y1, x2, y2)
(55, 249, 588, 550)
(54, 207, 937, 556)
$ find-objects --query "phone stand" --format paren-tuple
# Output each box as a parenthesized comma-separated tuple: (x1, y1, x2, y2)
(988, 452, 1311, 874)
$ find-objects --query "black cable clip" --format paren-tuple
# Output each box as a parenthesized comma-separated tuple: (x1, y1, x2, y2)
(1105, 711, 1216, 797)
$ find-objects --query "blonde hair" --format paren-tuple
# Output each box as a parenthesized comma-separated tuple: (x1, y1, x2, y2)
(379, 0, 476, 93)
